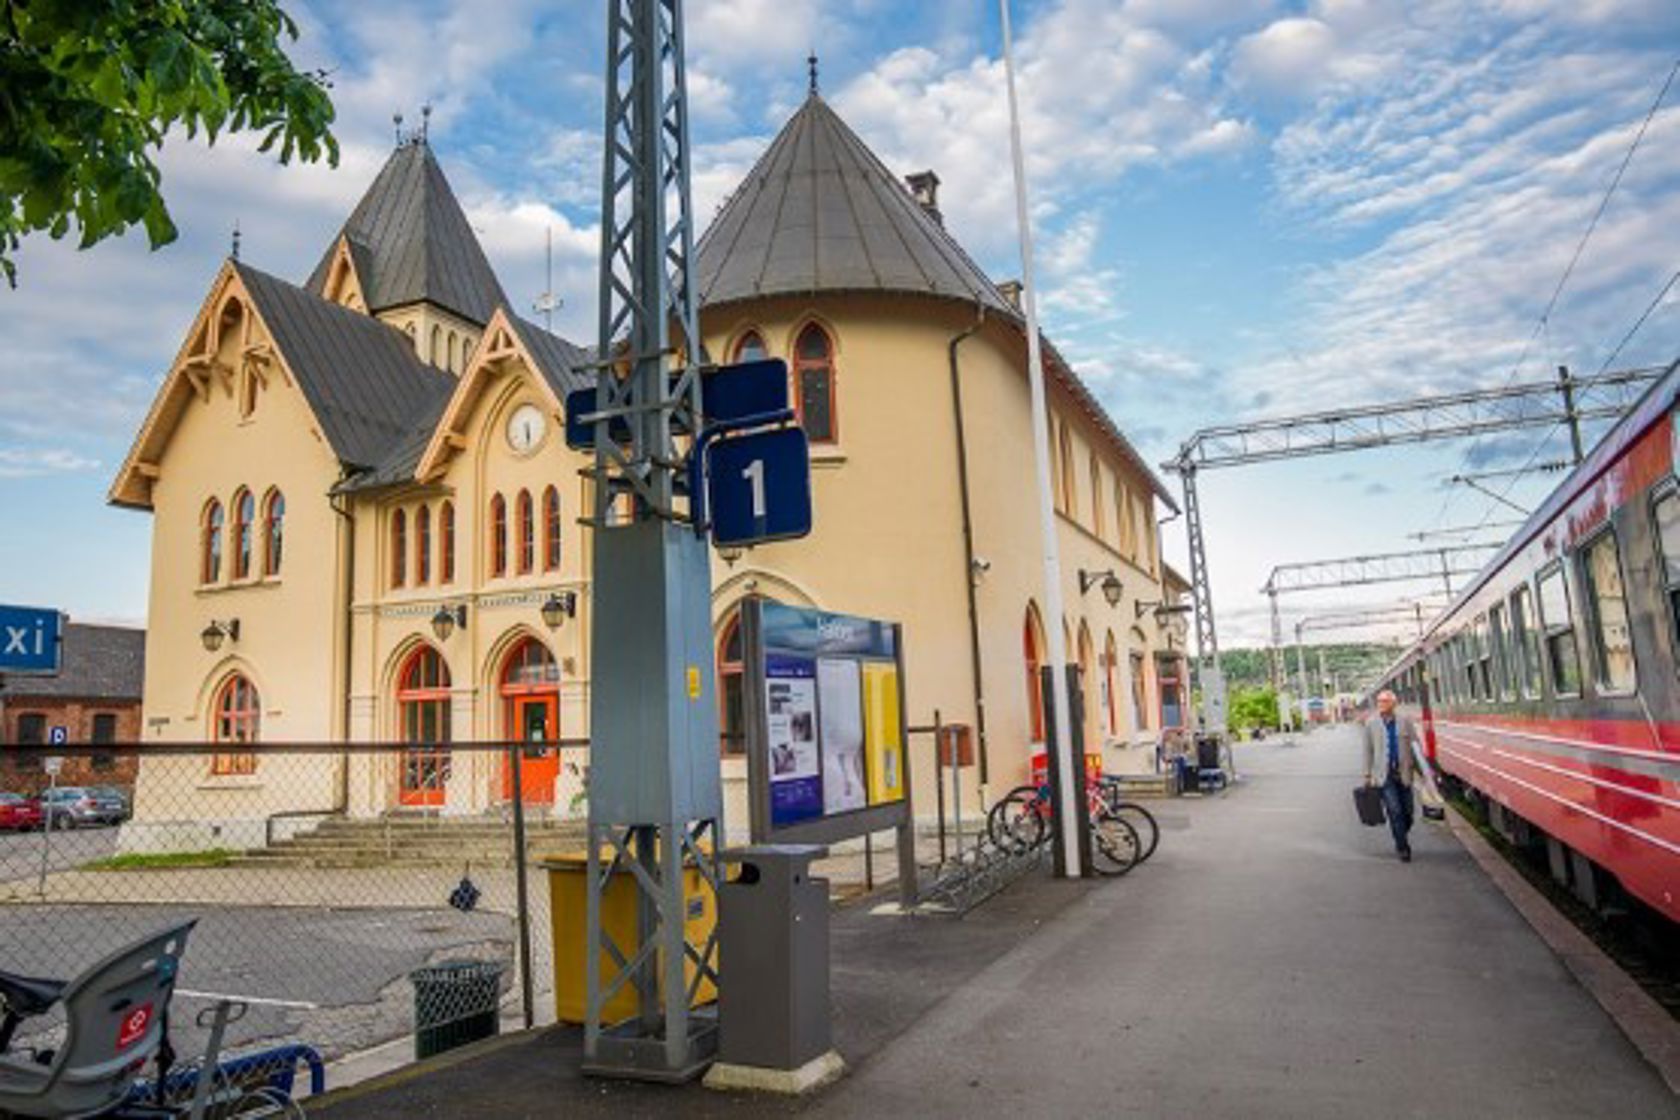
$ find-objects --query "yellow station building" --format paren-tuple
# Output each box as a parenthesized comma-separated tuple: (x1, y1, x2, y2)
(110, 92, 1189, 846)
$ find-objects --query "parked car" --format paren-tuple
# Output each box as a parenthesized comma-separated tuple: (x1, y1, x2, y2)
(87, 786, 132, 822)
(39, 787, 125, 828)
(0, 794, 42, 832)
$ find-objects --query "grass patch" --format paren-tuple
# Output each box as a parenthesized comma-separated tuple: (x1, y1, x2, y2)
(82, 848, 235, 871)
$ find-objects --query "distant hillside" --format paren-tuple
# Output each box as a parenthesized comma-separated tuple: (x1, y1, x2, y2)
(1218, 642, 1403, 697)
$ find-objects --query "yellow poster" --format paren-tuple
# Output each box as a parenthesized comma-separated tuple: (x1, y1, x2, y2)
(862, 662, 904, 805)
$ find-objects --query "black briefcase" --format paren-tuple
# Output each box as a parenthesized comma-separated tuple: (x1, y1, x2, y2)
(1353, 785, 1386, 827)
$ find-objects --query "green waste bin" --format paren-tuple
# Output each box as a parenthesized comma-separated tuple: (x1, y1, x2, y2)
(411, 959, 505, 1059)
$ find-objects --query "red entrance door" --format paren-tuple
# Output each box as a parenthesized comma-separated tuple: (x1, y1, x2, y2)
(398, 647, 451, 808)
(503, 695, 559, 804)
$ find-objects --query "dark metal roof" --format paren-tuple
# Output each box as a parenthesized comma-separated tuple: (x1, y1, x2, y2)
(304, 141, 508, 326)
(237, 262, 452, 470)
(336, 309, 591, 494)
(1, 624, 143, 701)
(696, 96, 1009, 312)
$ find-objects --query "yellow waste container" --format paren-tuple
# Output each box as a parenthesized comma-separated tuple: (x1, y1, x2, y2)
(541, 851, 718, 1025)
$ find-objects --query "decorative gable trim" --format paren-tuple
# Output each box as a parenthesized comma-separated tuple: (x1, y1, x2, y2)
(320, 235, 369, 312)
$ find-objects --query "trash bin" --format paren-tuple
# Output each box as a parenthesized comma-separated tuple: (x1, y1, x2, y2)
(539, 850, 717, 1025)
(716, 844, 830, 1071)
(410, 959, 505, 1060)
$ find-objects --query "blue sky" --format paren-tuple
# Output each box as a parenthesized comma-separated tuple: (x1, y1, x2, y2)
(3, 0, 1680, 653)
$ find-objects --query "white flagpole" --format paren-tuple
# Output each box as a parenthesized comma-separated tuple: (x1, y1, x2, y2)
(999, 0, 1082, 878)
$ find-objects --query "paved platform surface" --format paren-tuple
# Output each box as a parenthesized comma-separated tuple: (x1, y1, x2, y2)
(308, 726, 1676, 1118)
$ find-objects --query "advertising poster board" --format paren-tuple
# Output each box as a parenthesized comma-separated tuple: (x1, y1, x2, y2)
(742, 598, 916, 906)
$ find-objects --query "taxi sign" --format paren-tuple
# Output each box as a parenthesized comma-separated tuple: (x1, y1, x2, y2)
(0, 605, 61, 675)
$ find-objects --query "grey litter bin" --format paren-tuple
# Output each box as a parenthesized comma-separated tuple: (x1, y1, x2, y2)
(411, 959, 505, 1059)
(717, 844, 831, 1071)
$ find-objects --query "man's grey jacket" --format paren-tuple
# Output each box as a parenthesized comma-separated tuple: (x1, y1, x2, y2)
(1363, 714, 1419, 787)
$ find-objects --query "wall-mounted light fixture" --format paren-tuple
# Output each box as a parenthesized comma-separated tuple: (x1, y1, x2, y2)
(718, 545, 745, 567)
(200, 619, 240, 652)
(540, 591, 578, 629)
(431, 604, 467, 642)
(1078, 568, 1124, 607)
(1135, 600, 1194, 620)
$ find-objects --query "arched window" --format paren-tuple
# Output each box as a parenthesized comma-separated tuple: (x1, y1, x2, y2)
(263, 490, 285, 577)
(1130, 648, 1150, 731)
(717, 609, 746, 756)
(201, 499, 224, 584)
(440, 501, 455, 583)
(211, 673, 259, 776)
(231, 488, 255, 580)
(490, 494, 508, 577)
(733, 330, 768, 362)
(793, 323, 836, 443)
(1077, 622, 1095, 749)
(448, 331, 460, 373)
(543, 486, 561, 571)
(1024, 605, 1046, 743)
(1105, 631, 1120, 735)
(396, 646, 452, 806)
(1090, 455, 1105, 539)
(391, 508, 407, 588)
(517, 490, 535, 574)
(416, 504, 432, 584)
(1058, 423, 1077, 517)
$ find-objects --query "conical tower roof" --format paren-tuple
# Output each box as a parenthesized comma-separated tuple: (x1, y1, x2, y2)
(306, 140, 508, 326)
(696, 95, 1009, 312)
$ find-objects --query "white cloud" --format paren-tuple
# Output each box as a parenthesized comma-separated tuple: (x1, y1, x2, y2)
(0, 448, 101, 479)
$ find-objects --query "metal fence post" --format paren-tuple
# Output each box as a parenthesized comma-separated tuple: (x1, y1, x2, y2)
(508, 743, 535, 1031)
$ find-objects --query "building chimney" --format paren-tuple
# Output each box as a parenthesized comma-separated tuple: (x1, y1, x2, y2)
(997, 279, 1023, 310)
(905, 170, 942, 226)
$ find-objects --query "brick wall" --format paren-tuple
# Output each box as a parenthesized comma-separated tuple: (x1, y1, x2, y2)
(0, 698, 142, 794)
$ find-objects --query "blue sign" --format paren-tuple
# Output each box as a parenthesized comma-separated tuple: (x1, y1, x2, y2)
(705, 359, 788, 425)
(0, 605, 62, 676)
(563, 387, 632, 451)
(48, 726, 67, 746)
(765, 655, 823, 828)
(708, 426, 813, 548)
(761, 603, 897, 660)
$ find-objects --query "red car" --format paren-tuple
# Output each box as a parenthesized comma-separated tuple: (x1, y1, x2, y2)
(0, 793, 43, 832)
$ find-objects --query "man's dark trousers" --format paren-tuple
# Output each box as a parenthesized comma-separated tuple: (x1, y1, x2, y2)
(1381, 775, 1414, 854)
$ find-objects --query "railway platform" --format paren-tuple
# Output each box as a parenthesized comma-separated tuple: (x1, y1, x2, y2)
(308, 725, 1676, 1118)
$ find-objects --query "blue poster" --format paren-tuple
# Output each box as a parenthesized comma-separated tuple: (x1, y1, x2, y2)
(765, 655, 822, 827)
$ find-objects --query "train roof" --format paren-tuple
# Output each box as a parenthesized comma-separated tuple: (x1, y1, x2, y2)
(1376, 357, 1680, 686)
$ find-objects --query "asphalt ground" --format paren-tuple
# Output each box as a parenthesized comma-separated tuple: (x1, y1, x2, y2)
(314, 724, 1675, 1117)
(0, 822, 118, 885)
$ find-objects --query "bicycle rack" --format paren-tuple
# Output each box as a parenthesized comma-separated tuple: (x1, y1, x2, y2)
(914, 834, 1046, 917)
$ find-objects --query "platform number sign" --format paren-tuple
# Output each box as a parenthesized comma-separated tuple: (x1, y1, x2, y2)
(708, 426, 812, 548)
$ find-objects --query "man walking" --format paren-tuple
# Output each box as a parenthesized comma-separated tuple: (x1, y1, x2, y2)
(1364, 689, 1419, 861)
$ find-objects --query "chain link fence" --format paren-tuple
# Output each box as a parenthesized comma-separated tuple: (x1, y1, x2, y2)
(0, 741, 590, 1083)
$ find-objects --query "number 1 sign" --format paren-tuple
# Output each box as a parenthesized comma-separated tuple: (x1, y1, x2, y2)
(708, 426, 813, 547)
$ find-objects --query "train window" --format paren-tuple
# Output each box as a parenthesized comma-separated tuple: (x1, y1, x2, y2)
(1510, 585, 1541, 698)
(1537, 564, 1581, 697)
(1470, 616, 1489, 701)
(1651, 488, 1680, 659)
(1580, 530, 1637, 694)
(1459, 634, 1478, 701)
(1489, 604, 1512, 701)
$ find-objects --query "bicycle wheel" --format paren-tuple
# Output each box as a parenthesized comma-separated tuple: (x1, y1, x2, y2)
(987, 786, 1047, 854)
(1089, 810, 1141, 877)
(1111, 801, 1159, 863)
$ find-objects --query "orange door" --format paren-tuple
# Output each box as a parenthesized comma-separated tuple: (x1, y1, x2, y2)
(503, 695, 559, 804)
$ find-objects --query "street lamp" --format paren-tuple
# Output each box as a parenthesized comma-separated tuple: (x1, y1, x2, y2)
(540, 592, 576, 629)
(200, 619, 239, 652)
(1078, 568, 1123, 607)
(431, 604, 466, 642)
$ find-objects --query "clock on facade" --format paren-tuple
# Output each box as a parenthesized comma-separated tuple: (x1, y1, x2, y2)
(505, 403, 548, 455)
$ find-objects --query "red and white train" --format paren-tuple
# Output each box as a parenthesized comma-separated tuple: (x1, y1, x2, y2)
(1378, 360, 1680, 927)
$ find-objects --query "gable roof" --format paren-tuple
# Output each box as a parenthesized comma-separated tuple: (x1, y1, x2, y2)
(236, 262, 453, 469)
(693, 93, 1176, 512)
(304, 140, 508, 326)
(1, 624, 144, 701)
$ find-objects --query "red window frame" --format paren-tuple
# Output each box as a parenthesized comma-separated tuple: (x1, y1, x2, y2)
(793, 323, 837, 444)
(517, 490, 535, 574)
(262, 490, 284, 577)
(390, 508, 407, 588)
(416, 504, 432, 584)
(232, 488, 254, 580)
(717, 612, 745, 756)
(1024, 607, 1046, 743)
(440, 501, 455, 583)
(1105, 633, 1119, 734)
(201, 499, 224, 584)
(732, 330, 768, 363)
(491, 494, 507, 577)
(211, 673, 259, 776)
(543, 486, 561, 572)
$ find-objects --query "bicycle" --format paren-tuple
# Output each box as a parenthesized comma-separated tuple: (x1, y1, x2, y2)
(1094, 776, 1161, 864)
(986, 778, 1143, 876)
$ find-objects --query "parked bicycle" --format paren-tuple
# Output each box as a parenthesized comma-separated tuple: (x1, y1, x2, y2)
(0, 920, 323, 1118)
(986, 775, 1146, 876)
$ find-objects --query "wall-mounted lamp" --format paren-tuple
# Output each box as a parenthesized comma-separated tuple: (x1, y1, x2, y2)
(718, 545, 745, 567)
(1078, 568, 1124, 607)
(200, 619, 240, 653)
(540, 591, 577, 629)
(1135, 600, 1194, 620)
(431, 604, 467, 642)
